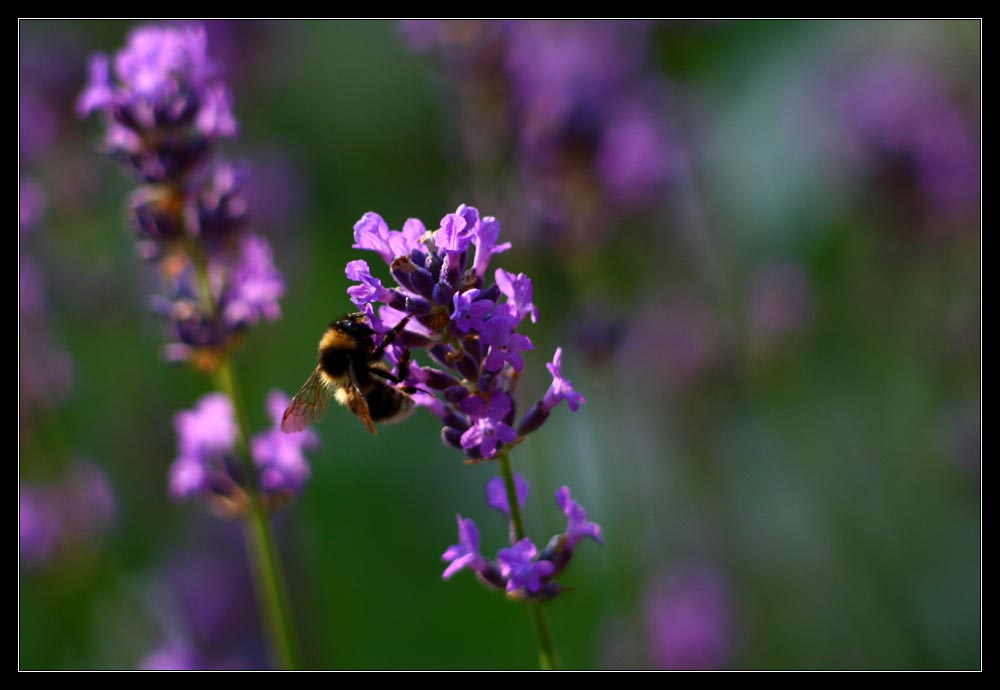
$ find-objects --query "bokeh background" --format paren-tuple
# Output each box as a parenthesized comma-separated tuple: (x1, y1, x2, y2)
(19, 19, 980, 670)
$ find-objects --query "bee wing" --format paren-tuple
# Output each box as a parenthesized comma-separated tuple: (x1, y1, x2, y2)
(281, 367, 331, 433)
(345, 362, 378, 435)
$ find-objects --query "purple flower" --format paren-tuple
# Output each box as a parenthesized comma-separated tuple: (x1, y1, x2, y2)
(556, 485, 603, 548)
(169, 393, 237, 500)
(81, 24, 285, 369)
(78, 25, 236, 182)
(404, 21, 681, 249)
(19, 488, 61, 567)
(19, 462, 116, 568)
(250, 390, 317, 495)
(451, 288, 493, 333)
(442, 514, 488, 579)
(170, 390, 316, 510)
(543, 347, 586, 412)
(113, 25, 216, 100)
(596, 101, 681, 207)
(341, 204, 586, 462)
(485, 473, 529, 517)
(186, 162, 250, 247)
(482, 311, 534, 372)
(496, 538, 554, 594)
(495, 268, 538, 324)
(460, 393, 518, 459)
(76, 54, 114, 117)
(434, 211, 474, 253)
(836, 58, 979, 219)
(221, 235, 285, 328)
(168, 456, 211, 500)
(471, 216, 511, 278)
(174, 393, 238, 461)
(345, 259, 393, 308)
(646, 565, 733, 670)
(353, 212, 424, 265)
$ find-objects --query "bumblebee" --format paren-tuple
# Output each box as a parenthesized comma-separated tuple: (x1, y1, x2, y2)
(281, 313, 414, 435)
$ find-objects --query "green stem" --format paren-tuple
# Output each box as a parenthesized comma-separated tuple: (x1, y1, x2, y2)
(498, 452, 561, 671)
(245, 498, 303, 670)
(215, 358, 303, 670)
(188, 246, 302, 670)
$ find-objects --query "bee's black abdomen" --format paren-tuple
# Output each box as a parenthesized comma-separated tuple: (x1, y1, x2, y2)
(363, 380, 414, 423)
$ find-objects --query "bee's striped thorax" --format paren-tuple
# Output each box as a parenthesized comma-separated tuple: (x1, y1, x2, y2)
(318, 325, 371, 379)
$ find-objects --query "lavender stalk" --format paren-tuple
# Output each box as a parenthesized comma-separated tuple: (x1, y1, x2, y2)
(497, 452, 559, 670)
(333, 205, 602, 669)
(78, 24, 309, 669)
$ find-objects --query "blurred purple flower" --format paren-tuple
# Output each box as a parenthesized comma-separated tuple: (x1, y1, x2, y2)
(404, 21, 685, 248)
(250, 390, 317, 495)
(485, 473, 529, 517)
(496, 538, 554, 595)
(646, 565, 734, 670)
(442, 514, 488, 579)
(221, 235, 285, 328)
(143, 526, 267, 669)
(80, 23, 286, 371)
(556, 485, 603, 548)
(78, 25, 236, 183)
(175, 393, 238, 462)
(837, 57, 979, 219)
(19, 178, 46, 235)
(596, 100, 682, 207)
(543, 347, 586, 412)
(19, 488, 61, 567)
(171, 390, 316, 510)
(19, 462, 116, 568)
(186, 162, 250, 248)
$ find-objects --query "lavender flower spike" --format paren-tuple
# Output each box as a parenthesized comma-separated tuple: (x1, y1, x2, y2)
(79, 24, 286, 370)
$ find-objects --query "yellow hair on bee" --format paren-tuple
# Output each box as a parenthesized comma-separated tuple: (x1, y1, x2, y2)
(319, 327, 358, 352)
(334, 387, 352, 406)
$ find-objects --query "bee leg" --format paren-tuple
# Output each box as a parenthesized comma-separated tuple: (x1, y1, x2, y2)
(397, 347, 411, 381)
(372, 315, 413, 359)
(369, 367, 400, 384)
